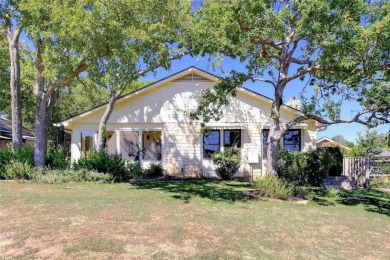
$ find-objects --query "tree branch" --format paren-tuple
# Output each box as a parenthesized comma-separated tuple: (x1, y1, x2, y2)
(237, 20, 283, 51)
(116, 50, 190, 98)
(250, 75, 276, 88)
(12, 26, 22, 46)
(284, 64, 335, 83)
(290, 57, 311, 65)
(46, 62, 89, 96)
(136, 51, 189, 77)
(281, 108, 378, 133)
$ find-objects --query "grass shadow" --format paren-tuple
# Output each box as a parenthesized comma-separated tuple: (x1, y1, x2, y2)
(336, 189, 390, 216)
(312, 187, 390, 217)
(312, 197, 336, 206)
(132, 180, 252, 203)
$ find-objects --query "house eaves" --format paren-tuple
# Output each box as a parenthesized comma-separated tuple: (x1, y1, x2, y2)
(54, 66, 309, 127)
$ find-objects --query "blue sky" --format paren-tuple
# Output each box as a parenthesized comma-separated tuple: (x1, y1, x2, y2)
(142, 55, 389, 143)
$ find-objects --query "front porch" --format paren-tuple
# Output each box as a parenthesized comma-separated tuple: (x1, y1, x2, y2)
(79, 129, 162, 166)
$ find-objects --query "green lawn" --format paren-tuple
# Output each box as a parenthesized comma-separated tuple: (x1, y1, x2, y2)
(0, 180, 389, 259)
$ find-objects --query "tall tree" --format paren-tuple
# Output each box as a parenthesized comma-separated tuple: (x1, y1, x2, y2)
(0, 37, 10, 115)
(18, 0, 192, 165)
(1, 1, 23, 148)
(84, 0, 194, 151)
(344, 129, 386, 157)
(190, 0, 389, 175)
(17, 0, 93, 166)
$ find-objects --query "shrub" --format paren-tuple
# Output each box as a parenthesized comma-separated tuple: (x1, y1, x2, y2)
(128, 162, 164, 180)
(0, 146, 35, 179)
(278, 150, 308, 185)
(293, 186, 314, 200)
(253, 176, 294, 199)
(128, 161, 143, 179)
(73, 150, 129, 182)
(0, 149, 12, 179)
(45, 147, 69, 170)
(34, 169, 112, 184)
(277, 147, 343, 187)
(321, 147, 343, 176)
(370, 176, 390, 188)
(3, 160, 36, 180)
(305, 147, 342, 186)
(144, 163, 164, 179)
(12, 145, 35, 166)
(213, 148, 241, 180)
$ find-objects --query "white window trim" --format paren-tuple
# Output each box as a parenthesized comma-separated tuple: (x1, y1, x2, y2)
(80, 130, 95, 155)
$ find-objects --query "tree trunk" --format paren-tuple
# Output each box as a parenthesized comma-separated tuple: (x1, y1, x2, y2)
(5, 27, 23, 149)
(266, 136, 280, 176)
(33, 40, 60, 167)
(96, 90, 119, 151)
(266, 88, 283, 176)
(34, 97, 47, 167)
(33, 58, 46, 167)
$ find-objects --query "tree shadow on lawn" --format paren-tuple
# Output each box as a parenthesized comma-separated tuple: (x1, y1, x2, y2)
(336, 189, 390, 217)
(312, 188, 390, 217)
(131, 180, 253, 203)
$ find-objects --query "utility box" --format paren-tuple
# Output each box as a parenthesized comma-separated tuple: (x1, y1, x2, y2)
(247, 151, 259, 164)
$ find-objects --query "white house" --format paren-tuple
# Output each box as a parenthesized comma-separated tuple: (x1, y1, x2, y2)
(56, 67, 322, 179)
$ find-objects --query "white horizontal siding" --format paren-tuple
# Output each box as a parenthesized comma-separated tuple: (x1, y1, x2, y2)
(69, 73, 317, 177)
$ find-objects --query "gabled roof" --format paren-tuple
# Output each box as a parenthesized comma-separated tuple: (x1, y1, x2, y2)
(55, 66, 303, 127)
(316, 137, 352, 150)
(0, 118, 35, 140)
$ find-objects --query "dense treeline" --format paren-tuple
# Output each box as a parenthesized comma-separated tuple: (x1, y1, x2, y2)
(1, 0, 388, 176)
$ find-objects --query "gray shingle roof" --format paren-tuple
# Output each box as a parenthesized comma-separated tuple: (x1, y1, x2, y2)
(0, 118, 35, 140)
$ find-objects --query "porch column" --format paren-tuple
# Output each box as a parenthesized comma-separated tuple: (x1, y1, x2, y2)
(116, 130, 121, 154)
(139, 130, 143, 161)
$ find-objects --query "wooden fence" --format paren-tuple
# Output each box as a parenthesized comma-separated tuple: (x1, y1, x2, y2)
(343, 157, 370, 188)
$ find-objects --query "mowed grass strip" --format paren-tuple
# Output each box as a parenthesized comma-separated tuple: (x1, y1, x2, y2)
(0, 181, 389, 259)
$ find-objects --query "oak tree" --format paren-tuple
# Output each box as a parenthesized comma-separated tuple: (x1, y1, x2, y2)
(190, 0, 389, 175)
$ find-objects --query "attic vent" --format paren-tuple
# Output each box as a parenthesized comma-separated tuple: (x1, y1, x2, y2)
(173, 75, 212, 82)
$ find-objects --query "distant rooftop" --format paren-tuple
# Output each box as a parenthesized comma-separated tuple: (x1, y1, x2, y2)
(0, 118, 35, 140)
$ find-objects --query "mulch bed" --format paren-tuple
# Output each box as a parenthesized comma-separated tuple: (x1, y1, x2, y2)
(243, 190, 308, 203)
(129, 176, 221, 184)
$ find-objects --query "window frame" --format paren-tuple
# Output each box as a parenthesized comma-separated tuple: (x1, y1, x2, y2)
(283, 129, 302, 152)
(262, 129, 302, 159)
(80, 131, 94, 156)
(223, 129, 241, 148)
(142, 130, 162, 161)
(203, 130, 220, 159)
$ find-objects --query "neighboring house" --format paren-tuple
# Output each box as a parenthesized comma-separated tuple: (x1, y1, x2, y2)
(316, 137, 352, 150)
(376, 149, 390, 160)
(55, 67, 323, 178)
(0, 118, 35, 149)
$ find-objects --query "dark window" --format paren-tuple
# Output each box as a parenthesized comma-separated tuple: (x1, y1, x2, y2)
(203, 130, 220, 159)
(283, 129, 301, 151)
(262, 129, 269, 158)
(224, 130, 241, 148)
(262, 129, 301, 158)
